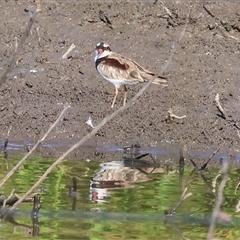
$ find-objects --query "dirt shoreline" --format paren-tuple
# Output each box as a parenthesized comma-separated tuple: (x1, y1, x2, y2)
(0, 1, 240, 159)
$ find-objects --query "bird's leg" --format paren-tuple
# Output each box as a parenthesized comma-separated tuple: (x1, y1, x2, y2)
(123, 85, 128, 106)
(111, 87, 119, 108)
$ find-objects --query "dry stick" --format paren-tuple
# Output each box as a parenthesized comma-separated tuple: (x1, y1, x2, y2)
(162, 9, 190, 73)
(200, 146, 221, 170)
(160, 1, 172, 17)
(168, 108, 186, 120)
(215, 93, 240, 131)
(203, 5, 240, 43)
(8, 10, 190, 213)
(0, 104, 70, 189)
(207, 161, 228, 240)
(61, 43, 76, 59)
(215, 93, 226, 119)
(235, 199, 240, 212)
(0, 9, 39, 88)
(36, 0, 42, 11)
(2, 189, 15, 207)
(14, 37, 19, 66)
(172, 187, 192, 213)
(235, 181, 240, 195)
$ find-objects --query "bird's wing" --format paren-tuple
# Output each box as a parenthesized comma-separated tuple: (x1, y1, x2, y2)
(97, 52, 167, 83)
(97, 53, 145, 83)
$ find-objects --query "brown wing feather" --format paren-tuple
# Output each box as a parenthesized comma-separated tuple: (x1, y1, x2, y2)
(98, 52, 167, 84)
(98, 53, 141, 84)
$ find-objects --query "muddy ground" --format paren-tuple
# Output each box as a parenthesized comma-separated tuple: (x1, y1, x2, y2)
(0, 0, 240, 160)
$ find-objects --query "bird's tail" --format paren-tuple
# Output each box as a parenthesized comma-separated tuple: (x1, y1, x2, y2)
(134, 64, 168, 84)
(152, 76, 168, 84)
(140, 71, 168, 84)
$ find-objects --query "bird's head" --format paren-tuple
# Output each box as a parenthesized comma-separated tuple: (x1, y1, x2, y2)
(95, 42, 111, 58)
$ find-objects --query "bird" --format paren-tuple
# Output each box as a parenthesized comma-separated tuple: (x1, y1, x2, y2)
(94, 42, 167, 108)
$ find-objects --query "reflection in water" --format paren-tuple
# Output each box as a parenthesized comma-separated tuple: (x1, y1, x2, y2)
(0, 195, 41, 237)
(1, 149, 240, 240)
(90, 159, 164, 203)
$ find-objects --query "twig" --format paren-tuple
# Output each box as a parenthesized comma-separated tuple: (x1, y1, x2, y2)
(215, 93, 240, 130)
(3, 139, 8, 153)
(236, 199, 240, 212)
(212, 173, 221, 191)
(187, 146, 220, 171)
(168, 108, 186, 120)
(162, 9, 190, 74)
(7, 126, 12, 137)
(2, 189, 15, 207)
(99, 10, 113, 29)
(165, 187, 192, 215)
(203, 5, 240, 43)
(159, 1, 172, 17)
(203, 5, 215, 18)
(35, 0, 42, 12)
(0, 196, 32, 207)
(7, 10, 190, 213)
(31, 194, 41, 236)
(235, 181, 240, 195)
(14, 37, 19, 66)
(223, 32, 240, 43)
(200, 146, 220, 170)
(31, 194, 41, 217)
(1, 126, 12, 153)
(36, 26, 41, 44)
(61, 43, 76, 59)
(0, 9, 40, 88)
(178, 147, 185, 186)
(174, 187, 192, 210)
(215, 93, 226, 119)
(0, 104, 70, 188)
(207, 160, 228, 240)
(180, 187, 192, 201)
(70, 177, 77, 211)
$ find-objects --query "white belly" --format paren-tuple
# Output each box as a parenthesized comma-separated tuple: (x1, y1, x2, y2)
(97, 66, 138, 88)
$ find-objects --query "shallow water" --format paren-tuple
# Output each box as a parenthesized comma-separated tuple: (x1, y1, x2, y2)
(1, 151, 240, 240)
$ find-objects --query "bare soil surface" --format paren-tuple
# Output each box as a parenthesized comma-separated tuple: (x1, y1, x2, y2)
(0, 0, 240, 160)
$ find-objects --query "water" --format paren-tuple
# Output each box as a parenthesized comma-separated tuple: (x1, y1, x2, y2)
(0, 151, 240, 240)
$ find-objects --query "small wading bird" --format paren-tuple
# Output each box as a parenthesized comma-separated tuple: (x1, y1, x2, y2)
(94, 42, 167, 108)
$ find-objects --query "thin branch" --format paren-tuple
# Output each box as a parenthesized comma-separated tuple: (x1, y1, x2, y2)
(0, 9, 40, 88)
(215, 93, 240, 130)
(173, 187, 192, 212)
(201, 146, 221, 170)
(159, 1, 172, 17)
(0, 104, 70, 188)
(235, 181, 240, 194)
(61, 43, 76, 59)
(235, 199, 240, 212)
(2, 189, 15, 207)
(161, 10, 190, 74)
(207, 161, 228, 240)
(203, 5, 240, 43)
(164, 187, 192, 215)
(215, 93, 226, 119)
(168, 108, 186, 121)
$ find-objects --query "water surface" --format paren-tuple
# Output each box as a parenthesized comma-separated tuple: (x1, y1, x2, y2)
(0, 152, 240, 240)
